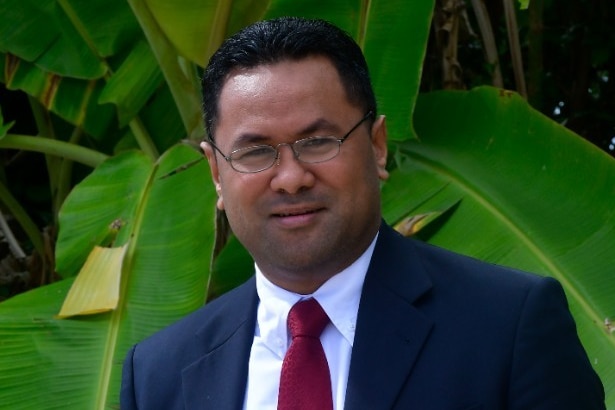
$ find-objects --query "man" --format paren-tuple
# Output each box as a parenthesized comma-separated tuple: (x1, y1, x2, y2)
(121, 17, 605, 409)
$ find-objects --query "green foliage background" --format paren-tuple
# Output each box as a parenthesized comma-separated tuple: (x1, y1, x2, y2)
(0, 0, 613, 408)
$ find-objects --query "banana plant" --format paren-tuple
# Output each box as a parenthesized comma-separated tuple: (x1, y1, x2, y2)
(0, 0, 614, 409)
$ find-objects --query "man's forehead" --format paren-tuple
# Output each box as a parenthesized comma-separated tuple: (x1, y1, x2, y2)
(224, 69, 266, 93)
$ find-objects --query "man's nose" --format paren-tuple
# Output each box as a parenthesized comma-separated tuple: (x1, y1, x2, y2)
(269, 145, 315, 194)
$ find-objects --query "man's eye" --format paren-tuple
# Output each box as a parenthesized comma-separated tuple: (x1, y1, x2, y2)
(234, 146, 273, 160)
(300, 137, 336, 149)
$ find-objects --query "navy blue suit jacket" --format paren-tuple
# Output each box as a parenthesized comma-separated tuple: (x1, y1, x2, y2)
(121, 223, 605, 409)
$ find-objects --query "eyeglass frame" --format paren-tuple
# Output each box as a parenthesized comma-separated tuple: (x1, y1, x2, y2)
(205, 110, 374, 173)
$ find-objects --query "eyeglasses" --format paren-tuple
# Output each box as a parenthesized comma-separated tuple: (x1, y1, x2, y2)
(207, 111, 374, 173)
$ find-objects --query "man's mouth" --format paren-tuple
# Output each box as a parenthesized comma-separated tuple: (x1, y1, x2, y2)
(269, 203, 327, 224)
(274, 208, 321, 217)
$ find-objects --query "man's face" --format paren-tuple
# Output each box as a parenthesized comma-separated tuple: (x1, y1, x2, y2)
(202, 56, 388, 293)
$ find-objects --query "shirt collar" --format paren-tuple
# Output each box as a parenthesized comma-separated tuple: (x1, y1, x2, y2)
(255, 233, 378, 356)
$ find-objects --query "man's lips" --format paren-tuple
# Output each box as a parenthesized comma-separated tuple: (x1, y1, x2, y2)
(267, 195, 327, 220)
(271, 207, 324, 217)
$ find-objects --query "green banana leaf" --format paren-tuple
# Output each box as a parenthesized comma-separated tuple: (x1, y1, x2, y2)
(0, 144, 216, 408)
(0, 0, 187, 150)
(0, 0, 136, 138)
(142, 0, 269, 66)
(382, 86, 615, 406)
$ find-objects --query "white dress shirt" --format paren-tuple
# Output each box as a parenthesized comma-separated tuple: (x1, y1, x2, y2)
(243, 234, 378, 410)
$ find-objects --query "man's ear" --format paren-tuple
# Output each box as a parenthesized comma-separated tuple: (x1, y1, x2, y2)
(200, 141, 225, 210)
(371, 115, 389, 181)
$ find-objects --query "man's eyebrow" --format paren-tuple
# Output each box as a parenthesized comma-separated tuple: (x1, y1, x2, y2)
(232, 133, 270, 148)
(231, 118, 340, 149)
(297, 118, 340, 137)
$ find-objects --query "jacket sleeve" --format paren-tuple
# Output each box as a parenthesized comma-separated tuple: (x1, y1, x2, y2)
(508, 276, 605, 409)
(120, 344, 138, 410)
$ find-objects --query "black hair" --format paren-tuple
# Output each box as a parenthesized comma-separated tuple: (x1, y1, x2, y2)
(201, 16, 377, 140)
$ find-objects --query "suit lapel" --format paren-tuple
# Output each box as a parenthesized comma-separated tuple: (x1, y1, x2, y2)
(181, 278, 259, 410)
(345, 224, 434, 410)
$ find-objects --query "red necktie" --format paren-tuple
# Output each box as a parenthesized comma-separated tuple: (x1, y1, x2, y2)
(277, 298, 333, 410)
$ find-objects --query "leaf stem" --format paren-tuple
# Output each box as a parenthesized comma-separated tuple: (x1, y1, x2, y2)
(127, 0, 204, 139)
(0, 134, 108, 168)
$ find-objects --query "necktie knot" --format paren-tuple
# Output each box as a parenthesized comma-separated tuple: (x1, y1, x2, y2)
(288, 298, 329, 339)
